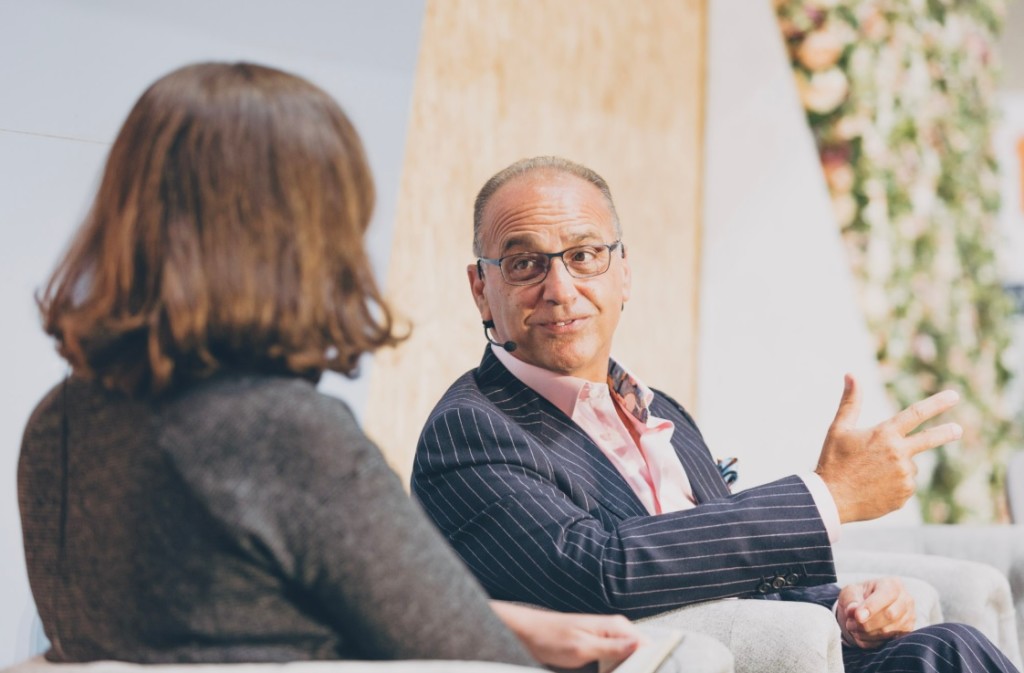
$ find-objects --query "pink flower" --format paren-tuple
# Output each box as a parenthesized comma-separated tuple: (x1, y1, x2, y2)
(795, 68, 849, 114)
(823, 159, 855, 193)
(797, 27, 847, 71)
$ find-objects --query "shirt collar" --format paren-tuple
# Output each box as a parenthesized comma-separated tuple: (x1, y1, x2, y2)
(491, 345, 653, 423)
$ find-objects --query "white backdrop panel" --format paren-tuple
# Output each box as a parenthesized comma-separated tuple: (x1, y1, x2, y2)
(699, 0, 916, 522)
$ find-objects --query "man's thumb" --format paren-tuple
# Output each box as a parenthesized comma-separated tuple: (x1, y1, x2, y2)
(831, 374, 862, 429)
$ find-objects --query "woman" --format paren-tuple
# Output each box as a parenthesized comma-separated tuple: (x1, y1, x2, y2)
(19, 62, 638, 668)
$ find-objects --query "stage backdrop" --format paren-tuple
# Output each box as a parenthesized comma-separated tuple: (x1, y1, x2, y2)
(365, 0, 708, 479)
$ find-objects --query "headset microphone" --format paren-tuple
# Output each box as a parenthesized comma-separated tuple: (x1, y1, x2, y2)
(482, 320, 517, 352)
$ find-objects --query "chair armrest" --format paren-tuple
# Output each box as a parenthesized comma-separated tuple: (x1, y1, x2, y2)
(834, 548, 1022, 669)
(629, 628, 734, 673)
(500, 601, 734, 673)
(836, 571, 943, 629)
(638, 598, 843, 673)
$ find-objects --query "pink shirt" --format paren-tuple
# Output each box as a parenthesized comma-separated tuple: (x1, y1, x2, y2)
(492, 346, 839, 540)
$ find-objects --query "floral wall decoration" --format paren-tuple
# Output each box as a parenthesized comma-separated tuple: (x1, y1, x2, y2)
(774, 0, 1020, 522)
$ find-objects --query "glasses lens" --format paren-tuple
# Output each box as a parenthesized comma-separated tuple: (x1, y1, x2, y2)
(563, 245, 610, 278)
(501, 253, 549, 284)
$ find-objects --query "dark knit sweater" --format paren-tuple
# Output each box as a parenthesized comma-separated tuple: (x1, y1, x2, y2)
(18, 373, 534, 666)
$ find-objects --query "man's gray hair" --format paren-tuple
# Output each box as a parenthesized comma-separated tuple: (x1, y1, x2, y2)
(472, 156, 622, 256)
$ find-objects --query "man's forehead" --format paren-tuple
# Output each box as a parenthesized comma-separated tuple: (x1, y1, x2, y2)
(480, 171, 614, 247)
(491, 169, 600, 203)
(498, 228, 602, 252)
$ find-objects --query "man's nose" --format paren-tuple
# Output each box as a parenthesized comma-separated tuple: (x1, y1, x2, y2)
(540, 257, 577, 303)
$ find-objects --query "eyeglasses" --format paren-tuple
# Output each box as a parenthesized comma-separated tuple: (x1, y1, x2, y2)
(477, 240, 623, 286)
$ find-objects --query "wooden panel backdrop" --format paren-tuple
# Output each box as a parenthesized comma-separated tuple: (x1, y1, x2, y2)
(366, 0, 707, 479)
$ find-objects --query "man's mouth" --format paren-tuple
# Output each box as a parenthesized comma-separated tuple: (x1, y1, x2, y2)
(536, 317, 585, 332)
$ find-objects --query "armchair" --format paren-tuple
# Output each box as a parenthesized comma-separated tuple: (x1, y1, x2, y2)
(640, 548, 1022, 673)
(836, 522, 1024, 665)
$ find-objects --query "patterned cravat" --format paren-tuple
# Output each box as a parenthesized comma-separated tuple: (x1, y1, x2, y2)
(607, 362, 650, 424)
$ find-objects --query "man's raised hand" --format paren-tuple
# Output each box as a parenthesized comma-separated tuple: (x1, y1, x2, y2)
(815, 374, 961, 523)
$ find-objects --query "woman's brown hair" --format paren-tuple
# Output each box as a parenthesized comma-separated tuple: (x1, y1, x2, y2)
(39, 62, 402, 396)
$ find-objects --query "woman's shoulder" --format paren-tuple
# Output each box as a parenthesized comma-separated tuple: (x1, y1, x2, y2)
(158, 373, 369, 463)
(164, 373, 354, 423)
(22, 375, 145, 443)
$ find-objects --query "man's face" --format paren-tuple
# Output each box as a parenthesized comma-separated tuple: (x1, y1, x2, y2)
(468, 171, 631, 382)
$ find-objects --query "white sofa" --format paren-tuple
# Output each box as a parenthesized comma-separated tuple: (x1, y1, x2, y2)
(7, 543, 1022, 673)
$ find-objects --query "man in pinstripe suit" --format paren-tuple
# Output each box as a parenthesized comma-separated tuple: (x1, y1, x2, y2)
(411, 156, 1018, 672)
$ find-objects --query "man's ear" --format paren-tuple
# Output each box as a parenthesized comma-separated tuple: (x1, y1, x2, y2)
(467, 262, 491, 320)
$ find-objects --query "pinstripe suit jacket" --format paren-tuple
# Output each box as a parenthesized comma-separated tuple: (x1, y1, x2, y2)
(412, 348, 840, 619)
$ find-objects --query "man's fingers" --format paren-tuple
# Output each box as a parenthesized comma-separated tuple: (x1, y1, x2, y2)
(905, 422, 963, 456)
(890, 390, 959, 435)
(858, 579, 915, 634)
(830, 374, 862, 430)
(859, 579, 900, 613)
(839, 583, 866, 610)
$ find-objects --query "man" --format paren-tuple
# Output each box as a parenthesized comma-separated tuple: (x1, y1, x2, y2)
(411, 156, 1019, 672)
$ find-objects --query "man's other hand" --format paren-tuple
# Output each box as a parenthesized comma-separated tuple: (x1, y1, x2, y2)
(815, 374, 961, 523)
(837, 578, 916, 649)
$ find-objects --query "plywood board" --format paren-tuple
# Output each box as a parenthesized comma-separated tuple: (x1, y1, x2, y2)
(366, 0, 706, 479)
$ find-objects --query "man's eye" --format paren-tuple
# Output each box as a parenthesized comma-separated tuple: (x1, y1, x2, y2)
(568, 247, 598, 263)
(510, 256, 538, 271)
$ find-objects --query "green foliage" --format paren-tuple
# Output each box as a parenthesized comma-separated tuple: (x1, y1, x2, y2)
(775, 0, 1018, 522)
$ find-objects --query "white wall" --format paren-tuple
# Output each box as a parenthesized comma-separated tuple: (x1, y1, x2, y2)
(993, 92, 1024, 416)
(0, 1, 424, 665)
(995, 2, 1024, 420)
(699, 0, 919, 523)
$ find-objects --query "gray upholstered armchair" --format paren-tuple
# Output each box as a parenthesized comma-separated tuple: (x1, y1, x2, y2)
(640, 545, 1023, 673)
(836, 523, 1024, 662)
(647, 453, 1024, 673)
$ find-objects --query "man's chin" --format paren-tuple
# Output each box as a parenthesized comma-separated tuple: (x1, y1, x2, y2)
(532, 349, 604, 381)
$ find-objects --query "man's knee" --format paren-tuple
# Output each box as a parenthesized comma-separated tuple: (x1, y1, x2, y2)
(881, 623, 1014, 673)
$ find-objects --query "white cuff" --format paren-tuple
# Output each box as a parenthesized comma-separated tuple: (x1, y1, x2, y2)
(798, 471, 841, 543)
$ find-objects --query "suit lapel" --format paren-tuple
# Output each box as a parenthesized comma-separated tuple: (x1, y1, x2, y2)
(475, 349, 649, 520)
(649, 396, 732, 502)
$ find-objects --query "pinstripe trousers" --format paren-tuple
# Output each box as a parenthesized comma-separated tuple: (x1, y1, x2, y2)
(648, 623, 1016, 673)
(843, 623, 1016, 672)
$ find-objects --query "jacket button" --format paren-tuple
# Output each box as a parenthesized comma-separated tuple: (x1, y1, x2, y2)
(786, 573, 800, 585)
(772, 576, 786, 590)
(757, 582, 771, 594)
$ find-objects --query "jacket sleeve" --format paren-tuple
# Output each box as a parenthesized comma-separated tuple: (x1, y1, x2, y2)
(412, 403, 837, 620)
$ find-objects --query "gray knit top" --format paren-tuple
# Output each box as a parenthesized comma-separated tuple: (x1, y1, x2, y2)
(18, 373, 535, 666)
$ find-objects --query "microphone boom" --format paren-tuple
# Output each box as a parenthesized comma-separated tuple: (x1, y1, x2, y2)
(482, 320, 517, 352)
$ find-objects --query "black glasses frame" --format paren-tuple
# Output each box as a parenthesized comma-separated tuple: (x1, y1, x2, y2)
(476, 240, 623, 286)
